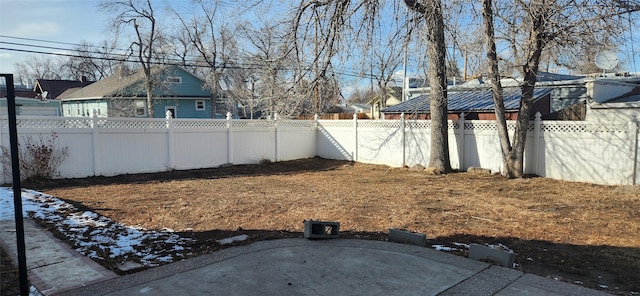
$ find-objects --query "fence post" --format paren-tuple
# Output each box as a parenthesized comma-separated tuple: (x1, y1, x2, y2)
(533, 112, 542, 176)
(166, 110, 174, 170)
(0, 115, 4, 184)
(353, 113, 358, 162)
(458, 112, 465, 170)
(314, 114, 319, 157)
(91, 110, 101, 176)
(227, 112, 233, 164)
(629, 118, 638, 185)
(401, 113, 406, 167)
(274, 112, 279, 162)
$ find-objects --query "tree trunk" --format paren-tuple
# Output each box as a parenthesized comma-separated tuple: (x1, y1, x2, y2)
(425, 0, 451, 173)
(482, 0, 546, 178)
(482, 0, 513, 177)
(144, 69, 154, 118)
(404, 0, 452, 173)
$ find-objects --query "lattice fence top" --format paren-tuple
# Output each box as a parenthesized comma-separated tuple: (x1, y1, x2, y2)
(463, 121, 521, 131)
(97, 118, 167, 129)
(1, 116, 636, 135)
(172, 119, 228, 129)
(231, 120, 275, 129)
(359, 120, 401, 129)
(541, 122, 630, 133)
(406, 121, 431, 130)
(278, 120, 315, 129)
(317, 120, 354, 128)
(0, 117, 93, 129)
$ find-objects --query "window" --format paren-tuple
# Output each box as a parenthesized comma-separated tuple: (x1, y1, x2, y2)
(135, 100, 146, 116)
(166, 76, 182, 84)
(195, 100, 205, 111)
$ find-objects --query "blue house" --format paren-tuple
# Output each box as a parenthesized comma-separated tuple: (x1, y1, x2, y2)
(57, 65, 220, 118)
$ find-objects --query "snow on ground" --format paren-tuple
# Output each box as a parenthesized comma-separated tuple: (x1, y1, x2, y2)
(0, 187, 193, 267)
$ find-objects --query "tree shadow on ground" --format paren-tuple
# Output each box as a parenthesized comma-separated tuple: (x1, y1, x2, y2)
(426, 233, 640, 295)
(21, 157, 353, 190)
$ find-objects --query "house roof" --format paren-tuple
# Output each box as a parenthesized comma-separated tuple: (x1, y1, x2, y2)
(34, 79, 94, 100)
(0, 86, 37, 99)
(57, 65, 208, 100)
(382, 87, 553, 114)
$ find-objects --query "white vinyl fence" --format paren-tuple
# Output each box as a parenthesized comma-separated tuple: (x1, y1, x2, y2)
(0, 115, 317, 183)
(317, 113, 639, 186)
(1, 113, 638, 186)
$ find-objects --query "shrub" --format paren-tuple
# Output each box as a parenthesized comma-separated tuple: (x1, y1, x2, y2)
(1, 132, 69, 182)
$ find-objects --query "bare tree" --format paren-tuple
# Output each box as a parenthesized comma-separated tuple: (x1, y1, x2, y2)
(100, 0, 163, 118)
(62, 40, 121, 81)
(170, 0, 239, 118)
(348, 87, 378, 104)
(481, 0, 640, 178)
(239, 21, 303, 118)
(13, 55, 65, 85)
(368, 20, 405, 118)
(293, 0, 452, 172)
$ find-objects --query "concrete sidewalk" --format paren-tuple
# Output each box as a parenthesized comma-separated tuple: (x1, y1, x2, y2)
(59, 239, 610, 296)
(0, 219, 117, 295)
(2, 219, 612, 296)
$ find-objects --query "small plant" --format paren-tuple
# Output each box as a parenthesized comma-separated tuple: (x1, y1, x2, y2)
(259, 158, 272, 165)
(1, 131, 69, 182)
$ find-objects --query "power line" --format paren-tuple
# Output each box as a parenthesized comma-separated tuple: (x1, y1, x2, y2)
(0, 45, 375, 80)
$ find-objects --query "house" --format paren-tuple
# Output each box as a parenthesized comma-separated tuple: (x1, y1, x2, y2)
(0, 84, 36, 99)
(56, 65, 218, 118)
(584, 77, 640, 123)
(369, 86, 403, 119)
(403, 72, 589, 117)
(350, 104, 372, 114)
(1, 85, 62, 116)
(33, 77, 94, 100)
(382, 86, 552, 120)
(0, 97, 62, 116)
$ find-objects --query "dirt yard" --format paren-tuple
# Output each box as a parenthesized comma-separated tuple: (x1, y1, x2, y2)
(9, 157, 640, 295)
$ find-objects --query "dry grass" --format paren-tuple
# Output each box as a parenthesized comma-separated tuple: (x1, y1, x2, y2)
(30, 158, 640, 294)
(43, 161, 640, 248)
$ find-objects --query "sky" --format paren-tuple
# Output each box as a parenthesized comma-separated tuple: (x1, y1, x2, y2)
(1, 0, 639, 90)
(0, 0, 111, 74)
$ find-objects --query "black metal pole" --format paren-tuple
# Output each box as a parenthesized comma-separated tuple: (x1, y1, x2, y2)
(2, 74, 29, 295)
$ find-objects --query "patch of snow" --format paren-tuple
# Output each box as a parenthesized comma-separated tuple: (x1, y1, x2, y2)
(431, 245, 459, 252)
(29, 285, 43, 296)
(574, 280, 584, 285)
(216, 234, 249, 245)
(599, 285, 609, 289)
(486, 243, 514, 253)
(139, 287, 153, 293)
(0, 187, 194, 267)
(527, 257, 534, 261)
(453, 242, 469, 249)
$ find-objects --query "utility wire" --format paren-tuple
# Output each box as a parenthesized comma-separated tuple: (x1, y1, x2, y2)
(0, 46, 374, 79)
